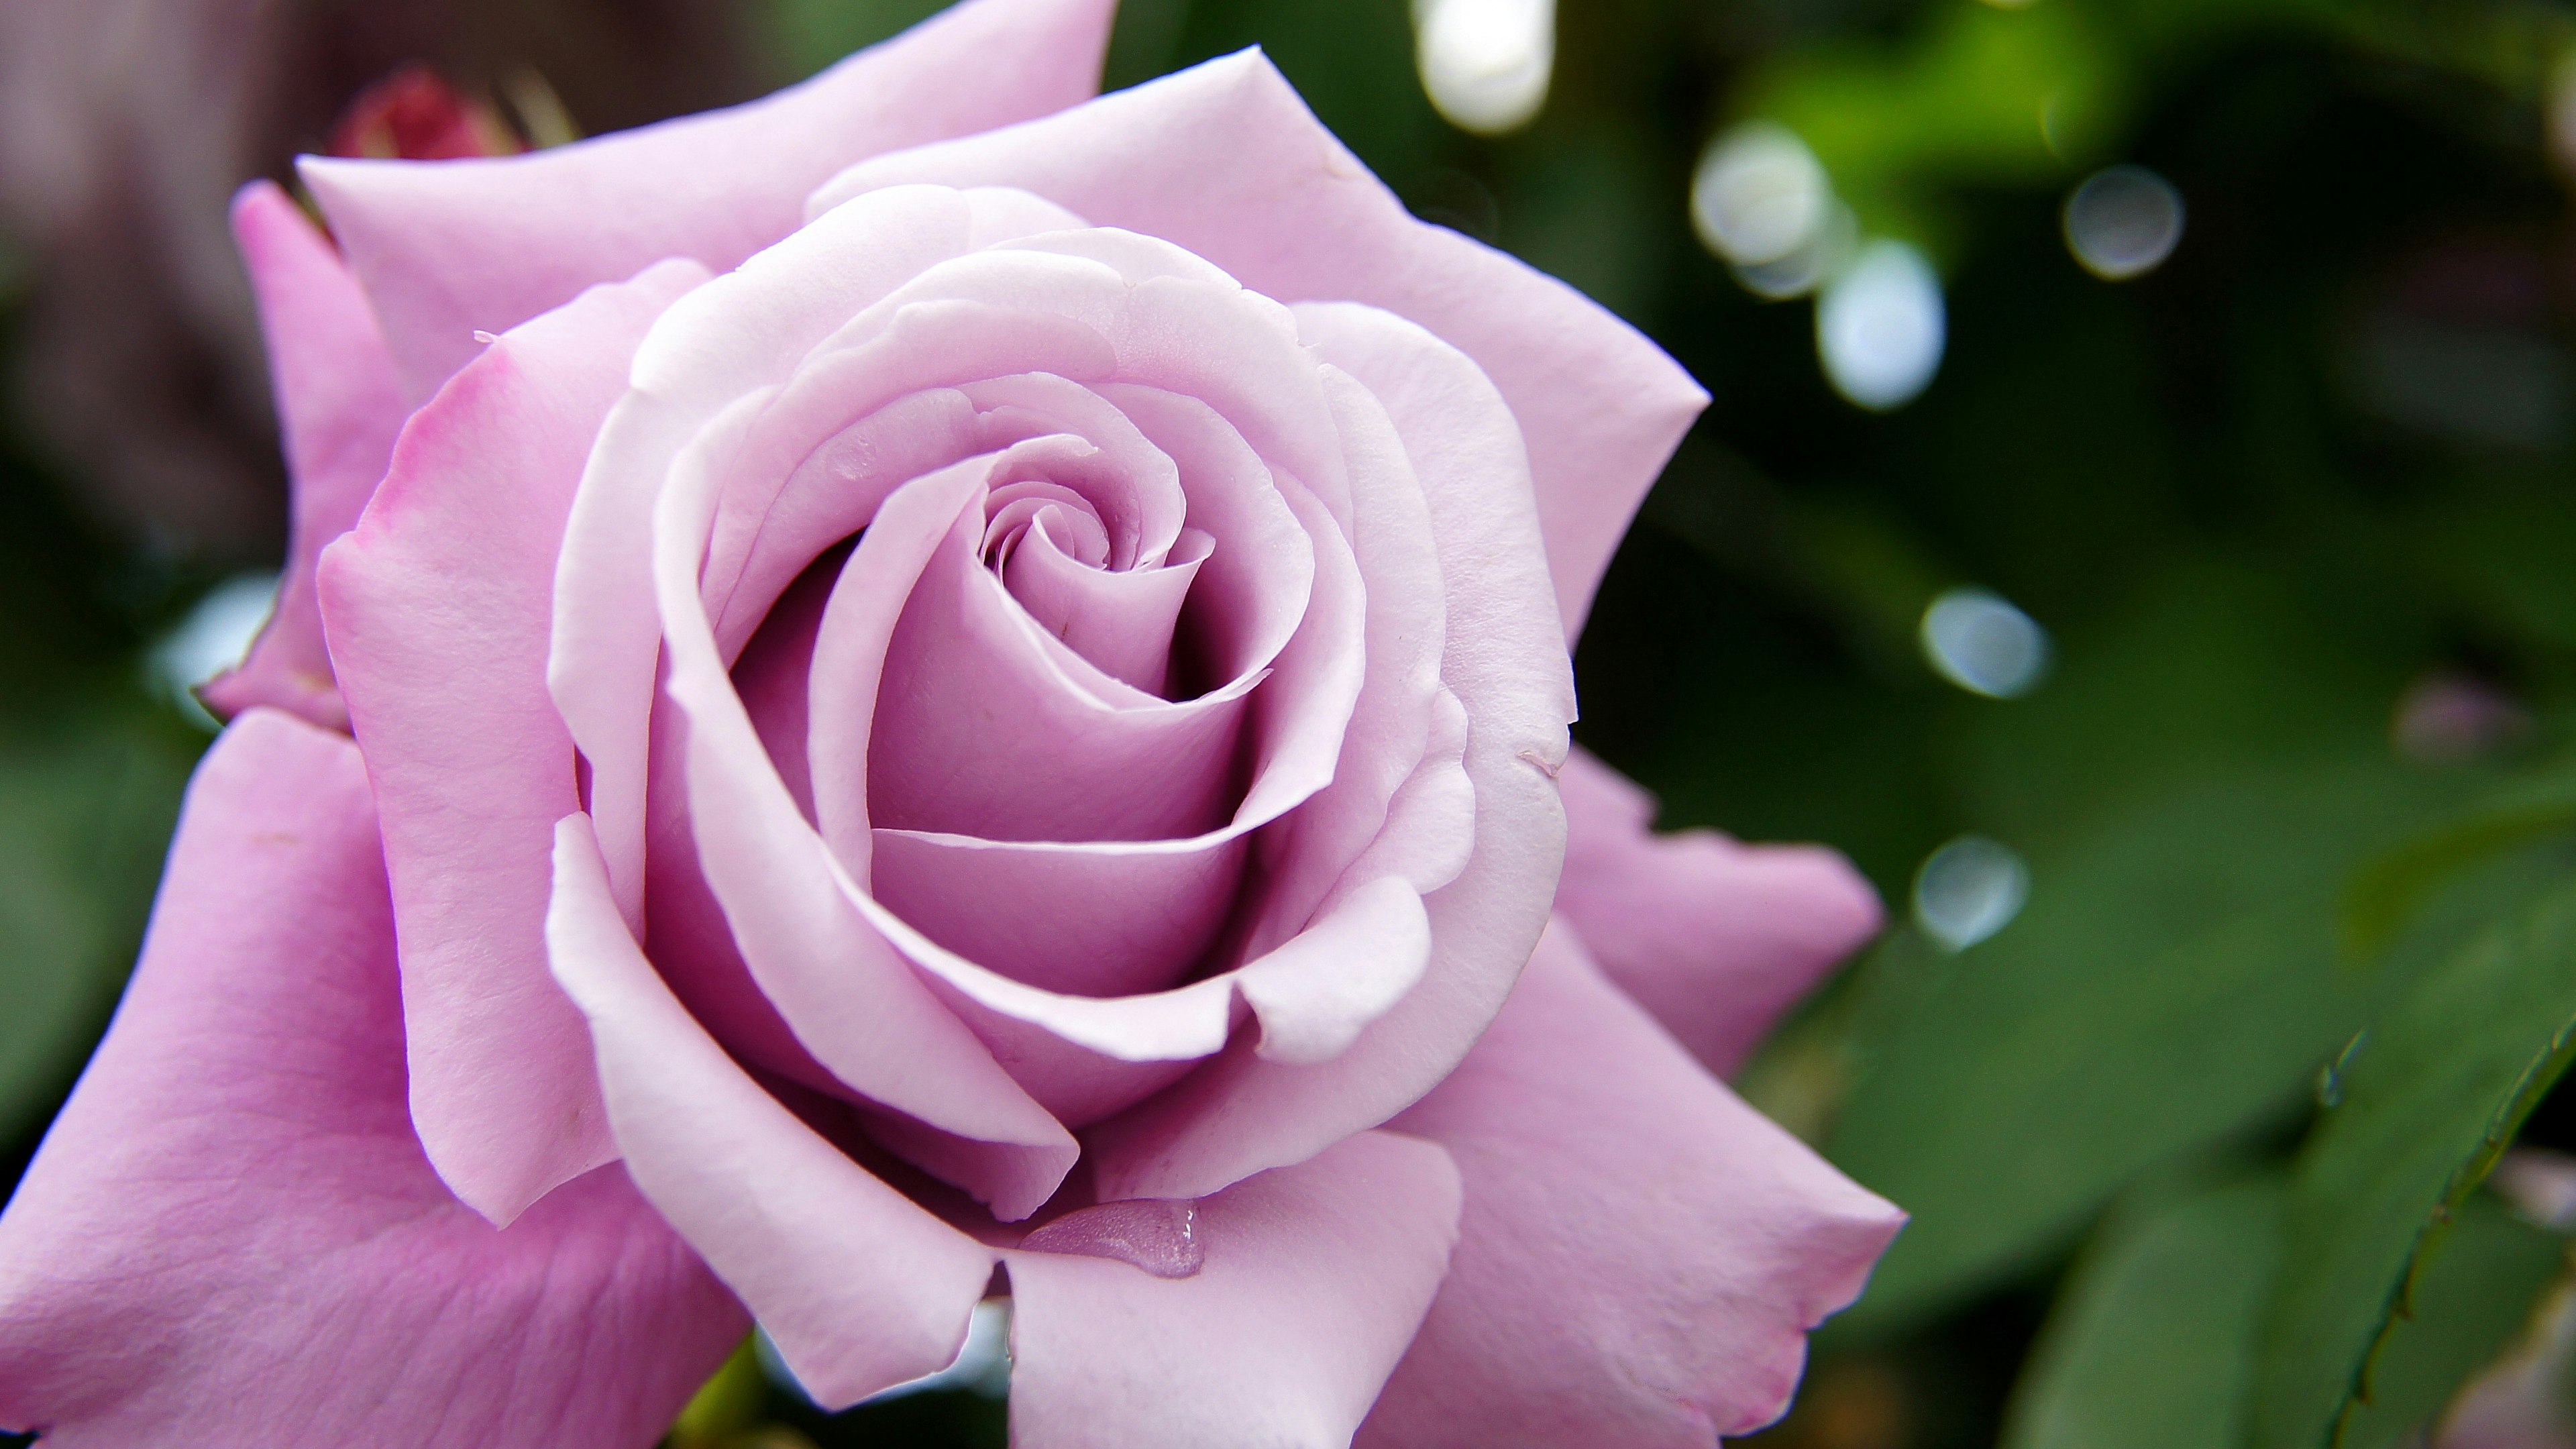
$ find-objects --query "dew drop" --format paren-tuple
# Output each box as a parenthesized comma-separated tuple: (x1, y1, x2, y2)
(2317, 1029, 2369, 1109)
(1021, 1197, 1205, 1279)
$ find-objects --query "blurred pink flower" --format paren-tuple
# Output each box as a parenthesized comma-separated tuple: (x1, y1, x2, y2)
(0, 0, 751, 560)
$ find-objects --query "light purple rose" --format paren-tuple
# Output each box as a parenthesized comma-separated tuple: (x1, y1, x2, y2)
(0, 1, 1902, 1443)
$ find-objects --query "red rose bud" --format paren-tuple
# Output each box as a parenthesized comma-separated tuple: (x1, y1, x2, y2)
(326, 64, 521, 161)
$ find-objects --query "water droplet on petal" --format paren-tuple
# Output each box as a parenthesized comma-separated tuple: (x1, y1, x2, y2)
(1022, 1198, 1205, 1279)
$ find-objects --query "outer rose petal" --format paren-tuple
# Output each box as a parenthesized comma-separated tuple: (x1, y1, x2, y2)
(552, 810, 1464, 1442)
(319, 258, 710, 1225)
(301, 0, 1118, 403)
(545, 812, 1001, 1410)
(197, 180, 407, 732)
(1556, 748, 1883, 1075)
(1358, 919, 1904, 1449)
(810, 49, 1709, 636)
(1004, 1132, 1463, 1449)
(0, 709, 745, 1448)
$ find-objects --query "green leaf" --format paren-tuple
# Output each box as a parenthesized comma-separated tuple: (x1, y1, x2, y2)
(2341, 763, 2576, 963)
(1826, 765, 2450, 1334)
(2001, 1173, 2563, 1449)
(668, 1335, 766, 1444)
(2250, 877, 2576, 1449)
(2338, 1191, 2567, 1449)
(2000, 1173, 2286, 1449)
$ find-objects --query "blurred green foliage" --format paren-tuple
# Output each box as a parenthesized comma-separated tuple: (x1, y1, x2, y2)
(2001, 1174, 2566, 1449)
(2001, 1173, 2287, 1449)
(0, 305, 209, 1168)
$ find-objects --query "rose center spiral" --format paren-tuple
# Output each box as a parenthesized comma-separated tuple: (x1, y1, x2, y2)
(973, 451, 1216, 703)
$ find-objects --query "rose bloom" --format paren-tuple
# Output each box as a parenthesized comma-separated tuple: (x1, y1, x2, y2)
(0, 0, 1902, 1444)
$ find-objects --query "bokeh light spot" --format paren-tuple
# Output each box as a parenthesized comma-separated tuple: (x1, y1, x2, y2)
(1913, 835, 2031, 951)
(1413, 0, 1554, 136)
(2063, 164, 2185, 280)
(1817, 240, 1945, 409)
(1692, 122, 1832, 270)
(1919, 587, 2051, 698)
(2391, 670, 2532, 766)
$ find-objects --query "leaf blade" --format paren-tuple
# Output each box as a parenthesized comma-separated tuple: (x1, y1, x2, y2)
(2251, 877, 2576, 1449)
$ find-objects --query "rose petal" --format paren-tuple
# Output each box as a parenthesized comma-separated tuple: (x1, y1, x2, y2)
(198, 180, 407, 732)
(1358, 919, 1904, 1448)
(317, 256, 709, 1224)
(843, 880, 1241, 1064)
(800, 477, 1369, 1094)
(870, 828, 1248, 1004)
(301, 0, 1118, 402)
(1235, 875, 1433, 1066)
(1003, 1131, 1462, 1449)
(1556, 748, 1883, 1075)
(562, 193, 1351, 917)
(1235, 360, 1450, 960)
(968, 369, 1189, 572)
(545, 813, 1000, 1409)
(639, 545, 862, 1104)
(621, 237, 1340, 1159)
(864, 497, 1254, 843)
(646, 688, 853, 1095)
(1098, 383, 1314, 686)
(834, 385, 1334, 986)
(705, 388, 986, 659)
(0, 710, 743, 1447)
(809, 50, 1707, 636)
(1088, 304, 1570, 1203)
(1335, 686, 1477, 897)
(552, 184, 1108, 918)
(694, 314, 1117, 662)
(825, 242, 1351, 518)
(998, 516, 1208, 696)
(659, 453, 1082, 1220)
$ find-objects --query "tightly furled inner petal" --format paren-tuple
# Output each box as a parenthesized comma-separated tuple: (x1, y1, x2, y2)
(996, 516, 1210, 698)
(972, 425, 1216, 700)
(965, 369, 1186, 568)
(861, 492, 1255, 843)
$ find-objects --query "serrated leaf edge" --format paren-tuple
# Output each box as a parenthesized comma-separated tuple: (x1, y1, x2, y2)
(2325, 1012, 2576, 1448)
